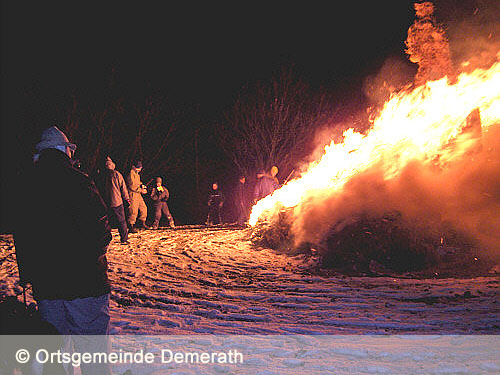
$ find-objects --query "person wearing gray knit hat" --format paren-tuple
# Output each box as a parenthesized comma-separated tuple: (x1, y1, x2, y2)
(33, 126, 77, 162)
(14, 125, 112, 374)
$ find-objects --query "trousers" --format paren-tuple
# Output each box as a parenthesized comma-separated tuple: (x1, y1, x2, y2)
(110, 204, 128, 242)
(152, 202, 175, 228)
(128, 192, 147, 226)
(207, 206, 222, 225)
(38, 293, 111, 375)
(236, 203, 248, 225)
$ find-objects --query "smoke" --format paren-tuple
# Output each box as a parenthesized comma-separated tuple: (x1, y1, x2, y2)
(285, 1, 500, 257)
(362, 56, 417, 108)
(290, 122, 500, 258)
(252, 1, 500, 265)
(306, 57, 416, 168)
(436, 0, 500, 72)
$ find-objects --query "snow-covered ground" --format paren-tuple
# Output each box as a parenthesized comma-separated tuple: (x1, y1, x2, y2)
(1, 227, 499, 335)
(2, 228, 500, 374)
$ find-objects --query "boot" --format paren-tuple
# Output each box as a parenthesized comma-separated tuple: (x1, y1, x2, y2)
(128, 224, 137, 234)
(138, 220, 150, 230)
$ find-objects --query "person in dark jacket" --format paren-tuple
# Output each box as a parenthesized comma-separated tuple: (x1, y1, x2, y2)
(13, 126, 112, 375)
(253, 165, 279, 203)
(150, 176, 175, 229)
(234, 175, 249, 226)
(206, 182, 224, 225)
(101, 156, 130, 244)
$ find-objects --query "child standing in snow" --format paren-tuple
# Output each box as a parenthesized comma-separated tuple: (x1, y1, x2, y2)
(150, 176, 175, 229)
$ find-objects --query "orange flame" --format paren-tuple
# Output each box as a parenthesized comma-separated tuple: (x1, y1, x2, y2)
(249, 59, 500, 226)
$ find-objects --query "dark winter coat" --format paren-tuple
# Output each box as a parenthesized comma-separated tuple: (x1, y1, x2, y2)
(208, 189, 224, 207)
(150, 186, 170, 206)
(253, 175, 279, 202)
(13, 149, 112, 301)
(235, 181, 247, 208)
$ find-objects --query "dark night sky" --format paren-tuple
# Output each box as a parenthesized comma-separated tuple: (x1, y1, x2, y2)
(1, 0, 435, 227)
(1, 1, 416, 118)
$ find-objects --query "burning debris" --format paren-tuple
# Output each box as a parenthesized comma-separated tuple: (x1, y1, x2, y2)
(319, 212, 493, 277)
(250, 1, 500, 276)
(405, 1, 454, 85)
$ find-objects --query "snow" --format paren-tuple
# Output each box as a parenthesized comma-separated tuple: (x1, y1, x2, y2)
(1, 229, 499, 334)
(1, 228, 500, 374)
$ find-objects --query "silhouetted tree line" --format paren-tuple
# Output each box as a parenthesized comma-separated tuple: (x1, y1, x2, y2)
(218, 67, 338, 180)
(62, 93, 185, 182)
(3, 66, 338, 230)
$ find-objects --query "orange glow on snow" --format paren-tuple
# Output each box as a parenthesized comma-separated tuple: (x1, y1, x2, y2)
(249, 59, 500, 226)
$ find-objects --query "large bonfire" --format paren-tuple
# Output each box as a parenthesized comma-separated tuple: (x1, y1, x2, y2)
(249, 2, 500, 274)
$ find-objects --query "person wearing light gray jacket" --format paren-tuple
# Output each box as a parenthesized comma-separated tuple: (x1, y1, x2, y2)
(101, 156, 130, 243)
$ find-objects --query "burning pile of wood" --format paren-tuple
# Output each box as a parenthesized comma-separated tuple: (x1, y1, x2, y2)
(251, 210, 494, 277)
(249, 1, 500, 277)
(250, 207, 296, 253)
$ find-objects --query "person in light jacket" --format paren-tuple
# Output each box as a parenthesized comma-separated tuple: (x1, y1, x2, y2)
(253, 165, 279, 203)
(126, 160, 149, 232)
(101, 156, 130, 243)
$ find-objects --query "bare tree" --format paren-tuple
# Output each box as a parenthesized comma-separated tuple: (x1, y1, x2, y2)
(128, 95, 180, 183)
(61, 92, 182, 184)
(218, 67, 336, 180)
(62, 96, 118, 174)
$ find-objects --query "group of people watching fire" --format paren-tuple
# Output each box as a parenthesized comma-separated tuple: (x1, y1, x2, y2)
(99, 154, 280, 238)
(12, 125, 282, 374)
(96, 157, 176, 245)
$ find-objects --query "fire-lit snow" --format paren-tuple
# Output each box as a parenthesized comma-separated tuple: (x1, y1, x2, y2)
(1, 229, 498, 335)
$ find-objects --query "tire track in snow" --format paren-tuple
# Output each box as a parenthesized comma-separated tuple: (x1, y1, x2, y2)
(1, 232, 498, 334)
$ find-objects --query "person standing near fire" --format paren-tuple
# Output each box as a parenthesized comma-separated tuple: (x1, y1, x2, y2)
(206, 181, 224, 225)
(126, 160, 149, 232)
(234, 174, 249, 226)
(150, 176, 176, 229)
(253, 165, 279, 203)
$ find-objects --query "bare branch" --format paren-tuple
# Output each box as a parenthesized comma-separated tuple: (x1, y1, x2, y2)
(217, 66, 337, 179)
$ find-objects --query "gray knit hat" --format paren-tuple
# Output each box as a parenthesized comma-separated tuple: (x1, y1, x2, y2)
(35, 126, 77, 152)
